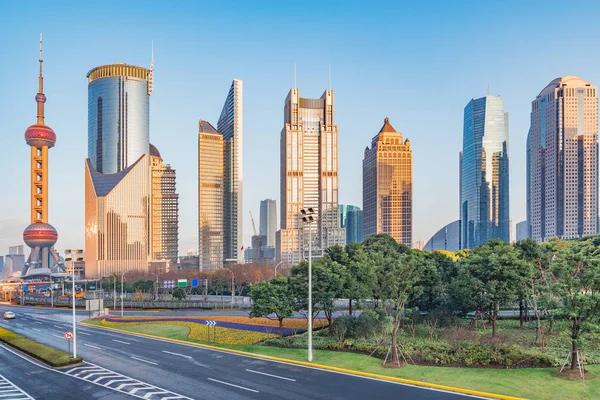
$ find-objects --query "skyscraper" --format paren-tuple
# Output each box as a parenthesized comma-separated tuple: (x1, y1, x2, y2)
(528, 76, 598, 242)
(526, 127, 532, 240)
(277, 88, 345, 267)
(217, 79, 243, 264)
(260, 199, 277, 248)
(198, 120, 224, 269)
(362, 118, 412, 245)
(87, 63, 152, 174)
(424, 220, 461, 252)
(516, 221, 529, 242)
(339, 205, 363, 243)
(460, 95, 509, 249)
(85, 54, 177, 278)
(150, 144, 179, 266)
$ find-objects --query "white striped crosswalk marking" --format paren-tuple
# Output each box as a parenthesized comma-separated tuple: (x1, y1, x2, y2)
(64, 362, 191, 400)
(0, 374, 34, 399)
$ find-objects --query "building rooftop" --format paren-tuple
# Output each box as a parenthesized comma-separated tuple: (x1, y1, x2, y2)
(198, 120, 220, 134)
(537, 75, 593, 98)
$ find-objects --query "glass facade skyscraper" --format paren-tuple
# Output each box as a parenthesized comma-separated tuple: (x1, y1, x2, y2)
(87, 64, 151, 174)
(217, 79, 243, 263)
(339, 205, 363, 243)
(424, 220, 461, 252)
(528, 76, 598, 242)
(460, 95, 509, 249)
(277, 88, 345, 267)
(260, 199, 277, 248)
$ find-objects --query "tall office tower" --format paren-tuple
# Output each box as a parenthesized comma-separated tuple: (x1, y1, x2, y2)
(339, 205, 363, 243)
(0, 256, 4, 278)
(198, 120, 224, 269)
(277, 88, 345, 267)
(8, 246, 23, 255)
(150, 144, 179, 266)
(363, 118, 412, 245)
(85, 59, 155, 278)
(260, 199, 277, 247)
(460, 95, 509, 249)
(424, 220, 461, 252)
(516, 221, 529, 242)
(526, 128, 532, 239)
(87, 63, 152, 174)
(217, 80, 243, 264)
(528, 76, 598, 242)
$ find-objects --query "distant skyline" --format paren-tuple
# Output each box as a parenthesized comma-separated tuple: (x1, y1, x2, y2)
(2, 1, 600, 255)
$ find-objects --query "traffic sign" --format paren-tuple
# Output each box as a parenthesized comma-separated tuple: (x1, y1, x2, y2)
(163, 280, 174, 289)
(177, 279, 187, 288)
(191, 278, 199, 287)
(35, 286, 40, 290)
(205, 320, 217, 327)
(42, 285, 48, 290)
(23, 286, 29, 291)
(64, 331, 73, 340)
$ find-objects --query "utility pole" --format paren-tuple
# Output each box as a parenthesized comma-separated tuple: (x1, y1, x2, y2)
(301, 207, 316, 362)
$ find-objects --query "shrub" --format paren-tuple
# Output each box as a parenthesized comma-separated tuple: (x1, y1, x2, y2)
(354, 311, 378, 339)
(331, 315, 355, 344)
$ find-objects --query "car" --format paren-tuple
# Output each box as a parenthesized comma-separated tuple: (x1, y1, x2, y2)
(3, 312, 15, 320)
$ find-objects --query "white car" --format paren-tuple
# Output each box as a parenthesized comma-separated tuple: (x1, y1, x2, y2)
(3, 312, 15, 320)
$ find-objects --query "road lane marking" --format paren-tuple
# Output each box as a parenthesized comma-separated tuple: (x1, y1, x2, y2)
(34, 322, 43, 325)
(53, 325, 63, 329)
(162, 350, 192, 359)
(130, 356, 158, 365)
(245, 369, 296, 381)
(16, 324, 23, 327)
(78, 332, 91, 335)
(32, 328, 41, 332)
(0, 373, 34, 399)
(207, 378, 259, 393)
(84, 344, 102, 350)
(51, 334, 63, 339)
(112, 339, 130, 345)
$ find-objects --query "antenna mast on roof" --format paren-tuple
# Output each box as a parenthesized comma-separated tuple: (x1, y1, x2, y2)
(148, 40, 154, 96)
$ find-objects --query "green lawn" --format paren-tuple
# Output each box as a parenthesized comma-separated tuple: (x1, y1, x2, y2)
(83, 319, 598, 399)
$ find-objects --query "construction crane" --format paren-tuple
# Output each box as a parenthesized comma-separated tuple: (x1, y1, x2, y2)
(249, 211, 261, 261)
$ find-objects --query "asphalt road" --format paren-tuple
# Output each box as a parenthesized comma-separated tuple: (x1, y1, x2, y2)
(0, 304, 487, 400)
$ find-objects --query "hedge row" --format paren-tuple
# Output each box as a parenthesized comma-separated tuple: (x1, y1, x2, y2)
(0, 327, 82, 367)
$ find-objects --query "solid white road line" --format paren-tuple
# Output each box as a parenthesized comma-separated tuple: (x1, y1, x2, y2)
(32, 328, 41, 332)
(245, 369, 296, 382)
(112, 339, 130, 345)
(130, 356, 158, 365)
(162, 350, 192, 359)
(84, 344, 102, 350)
(207, 378, 259, 393)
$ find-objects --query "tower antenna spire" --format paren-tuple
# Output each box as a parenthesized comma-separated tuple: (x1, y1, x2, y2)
(148, 40, 154, 95)
(37, 32, 45, 124)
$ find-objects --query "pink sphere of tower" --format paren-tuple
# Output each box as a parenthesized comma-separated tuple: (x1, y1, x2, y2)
(25, 123, 56, 148)
(23, 222, 58, 248)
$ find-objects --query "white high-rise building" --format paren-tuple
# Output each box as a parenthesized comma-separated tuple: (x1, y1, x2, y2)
(277, 88, 345, 267)
(528, 76, 598, 242)
(217, 79, 243, 264)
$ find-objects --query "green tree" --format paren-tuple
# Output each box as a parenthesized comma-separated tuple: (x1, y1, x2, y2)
(450, 239, 526, 337)
(410, 251, 457, 313)
(249, 276, 295, 337)
(550, 248, 600, 370)
(172, 287, 186, 301)
(373, 251, 422, 365)
(289, 258, 344, 329)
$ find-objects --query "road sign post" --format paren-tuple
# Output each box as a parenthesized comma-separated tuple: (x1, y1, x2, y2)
(64, 331, 73, 356)
(205, 320, 217, 342)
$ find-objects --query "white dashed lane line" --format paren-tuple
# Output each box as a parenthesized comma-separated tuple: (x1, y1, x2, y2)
(245, 369, 296, 381)
(207, 378, 259, 393)
(162, 350, 192, 359)
(130, 356, 158, 365)
(112, 339, 130, 345)
(84, 344, 102, 350)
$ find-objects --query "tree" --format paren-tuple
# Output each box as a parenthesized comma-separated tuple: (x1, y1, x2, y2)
(289, 259, 344, 329)
(373, 250, 422, 365)
(450, 239, 526, 337)
(249, 276, 295, 337)
(550, 248, 600, 370)
(172, 287, 186, 301)
(410, 251, 457, 313)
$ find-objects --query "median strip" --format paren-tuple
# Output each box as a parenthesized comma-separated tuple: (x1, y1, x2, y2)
(0, 327, 81, 367)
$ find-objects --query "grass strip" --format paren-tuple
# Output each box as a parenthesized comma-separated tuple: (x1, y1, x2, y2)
(83, 319, 599, 400)
(0, 327, 82, 367)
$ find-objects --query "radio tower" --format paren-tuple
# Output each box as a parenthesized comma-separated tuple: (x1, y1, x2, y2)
(21, 34, 65, 276)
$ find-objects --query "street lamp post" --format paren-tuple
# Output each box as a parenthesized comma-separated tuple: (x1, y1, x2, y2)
(273, 261, 283, 277)
(112, 274, 117, 310)
(301, 207, 316, 362)
(121, 270, 131, 317)
(222, 268, 235, 308)
(64, 249, 83, 359)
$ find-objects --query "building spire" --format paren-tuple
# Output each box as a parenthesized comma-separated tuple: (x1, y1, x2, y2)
(36, 32, 46, 124)
(148, 40, 154, 95)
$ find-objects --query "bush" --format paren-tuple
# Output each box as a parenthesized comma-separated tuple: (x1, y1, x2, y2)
(331, 315, 355, 344)
(354, 311, 379, 338)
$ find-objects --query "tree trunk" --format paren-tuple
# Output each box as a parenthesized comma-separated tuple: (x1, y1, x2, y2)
(279, 318, 284, 338)
(390, 327, 399, 365)
(571, 321, 579, 370)
(348, 299, 352, 316)
(519, 300, 524, 329)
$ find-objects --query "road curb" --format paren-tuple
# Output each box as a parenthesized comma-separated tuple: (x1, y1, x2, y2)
(80, 321, 524, 400)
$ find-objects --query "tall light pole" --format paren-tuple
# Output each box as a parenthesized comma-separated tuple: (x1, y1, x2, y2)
(64, 249, 83, 358)
(273, 260, 283, 277)
(301, 207, 316, 362)
(222, 268, 235, 308)
(112, 274, 117, 310)
(150, 273, 159, 301)
(121, 270, 131, 317)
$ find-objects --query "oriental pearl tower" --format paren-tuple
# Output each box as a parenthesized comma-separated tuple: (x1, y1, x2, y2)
(21, 34, 65, 276)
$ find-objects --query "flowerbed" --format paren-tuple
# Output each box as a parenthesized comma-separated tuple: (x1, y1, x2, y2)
(101, 319, 278, 345)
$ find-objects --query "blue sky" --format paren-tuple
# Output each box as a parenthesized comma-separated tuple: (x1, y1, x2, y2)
(1, 1, 600, 256)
